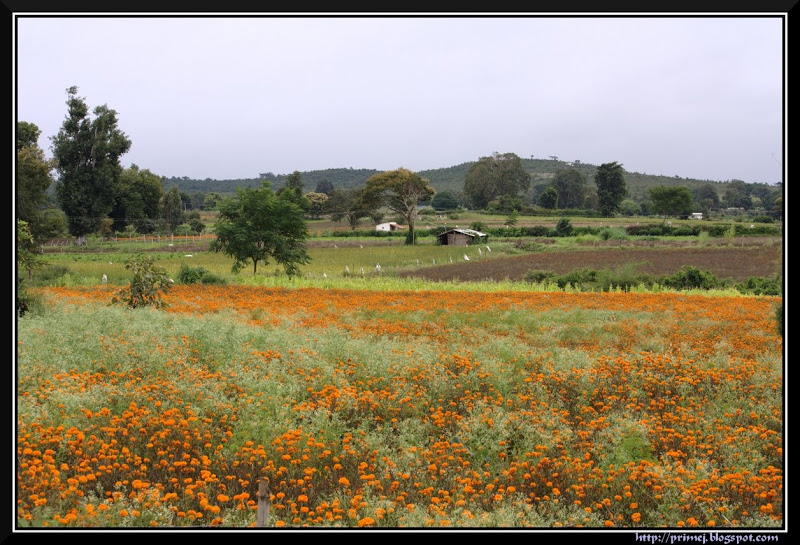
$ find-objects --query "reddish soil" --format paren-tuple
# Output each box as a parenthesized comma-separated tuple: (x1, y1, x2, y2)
(400, 238, 784, 283)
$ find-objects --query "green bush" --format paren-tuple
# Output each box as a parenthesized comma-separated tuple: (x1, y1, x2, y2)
(736, 275, 782, 296)
(555, 218, 574, 237)
(111, 255, 173, 309)
(523, 269, 556, 284)
(178, 263, 226, 285)
(661, 266, 724, 290)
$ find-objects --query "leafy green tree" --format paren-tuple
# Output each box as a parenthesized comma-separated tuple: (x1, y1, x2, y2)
(315, 178, 334, 195)
(162, 185, 185, 233)
(211, 182, 310, 276)
(16, 220, 42, 315)
(304, 192, 329, 219)
(52, 86, 131, 244)
(551, 167, 587, 209)
(431, 190, 459, 211)
(326, 187, 372, 230)
(203, 192, 223, 211)
(692, 183, 720, 217)
(722, 180, 752, 210)
(16, 122, 56, 243)
(463, 152, 531, 209)
(364, 168, 436, 245)
(278, 170, 311, 211)
(110, 164, 164, 233)
(538, 186, 559, 209)
(619, 198, 642, 217)
(594, 161, 627, 217)
(648, 185, 694, 221)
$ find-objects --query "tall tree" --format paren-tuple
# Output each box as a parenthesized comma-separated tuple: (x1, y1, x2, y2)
(110, 164, 164, 233)
(161, 185, 185, 233)
(304, 192, 329, 219)
(16, 121, 56, 243)
(315, 178, 334, 195)
(364, 168, 435, 245)
(277, 170, 310, 212)
(648, 185, 694, 221)
(692, 183, 720, 217)
(551, 167, 587, 209)
(326, 187, 372, 230)
(51, 86, 131, 244)
(463, 152, 531, 209)
(538, 186, 559, 210)
(594, 161, 627, 217)
(211, 182, 310, 276)
(722, 180, 753, 210)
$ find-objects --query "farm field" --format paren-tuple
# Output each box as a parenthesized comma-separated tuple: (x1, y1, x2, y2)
(402, 238, 783, 284)
(16, 284, 783, 529)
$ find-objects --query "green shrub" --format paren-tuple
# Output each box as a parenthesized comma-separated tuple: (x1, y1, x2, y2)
(178, 263, 226, 285)
(661, 266, 723, 290)
(598, 227, 629, 241)
(523, 269, 556, 284)
(555, 218, 574, 237)
(736, 276, 782, 296)
(557, 267, 597, 288)
(776, 301, 783, 337)
(111, 255, 173, 309)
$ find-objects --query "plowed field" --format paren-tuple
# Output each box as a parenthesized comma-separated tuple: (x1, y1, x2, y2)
(400, 238, 784, 283)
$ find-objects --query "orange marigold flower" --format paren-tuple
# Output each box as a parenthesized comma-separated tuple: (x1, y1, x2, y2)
(358, 517, 376, 527)
(339, 477, 350, 486)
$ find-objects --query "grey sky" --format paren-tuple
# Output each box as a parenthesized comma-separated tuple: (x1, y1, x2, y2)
(15, 15, 785, 185)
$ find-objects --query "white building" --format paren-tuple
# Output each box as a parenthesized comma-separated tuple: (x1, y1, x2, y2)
(376, 222, 406, 232)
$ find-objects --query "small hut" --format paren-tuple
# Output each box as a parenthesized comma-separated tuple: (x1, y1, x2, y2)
(436, 228, 487, 246)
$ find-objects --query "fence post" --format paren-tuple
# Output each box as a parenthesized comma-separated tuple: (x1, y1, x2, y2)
(256, 477, 270, 527)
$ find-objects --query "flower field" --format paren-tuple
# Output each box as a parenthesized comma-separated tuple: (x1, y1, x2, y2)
(16, 285, 783, 528)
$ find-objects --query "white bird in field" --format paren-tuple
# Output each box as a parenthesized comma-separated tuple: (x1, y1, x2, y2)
(376, 264, 381, 272)
(102, 274, 107, 284)
(360, 267, 364, 275)
(486, 245, 491, 252)
(360, 244, 364, 249)
(184, 254, 193, 258)
(464, 255, 470, 261)
(450, 256, 453, 263)
(478, 248, 483, 256)
(345, 265, 350, 274)
(432, 258, 436, 265)
(323, 272, 327, 278)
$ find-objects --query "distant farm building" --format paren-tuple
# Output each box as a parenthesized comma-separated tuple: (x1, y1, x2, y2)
(376, 222, 406, 232)
(690, 212, 703, 220)
(436, 228, 487, 246)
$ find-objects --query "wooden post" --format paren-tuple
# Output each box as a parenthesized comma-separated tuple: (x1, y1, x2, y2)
(256, 477, 270, 527)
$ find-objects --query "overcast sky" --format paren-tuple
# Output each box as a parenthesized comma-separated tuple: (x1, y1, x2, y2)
(14, 14, 786, 185)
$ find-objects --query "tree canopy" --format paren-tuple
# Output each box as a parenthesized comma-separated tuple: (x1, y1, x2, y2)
(364, 168, 435, 244)
(16, 121, 59, 243)
(594, 161, 627, 217)
(52, 86, 131, 242)
(110, 164, 164, 233)
(648, 185, 694, 220)
(551, 168, 587, 209)
(462, 152, 531, 210)
(211, 182, 310, 276)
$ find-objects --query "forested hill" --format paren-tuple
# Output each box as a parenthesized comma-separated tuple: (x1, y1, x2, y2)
(162, 159, 765, 203)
